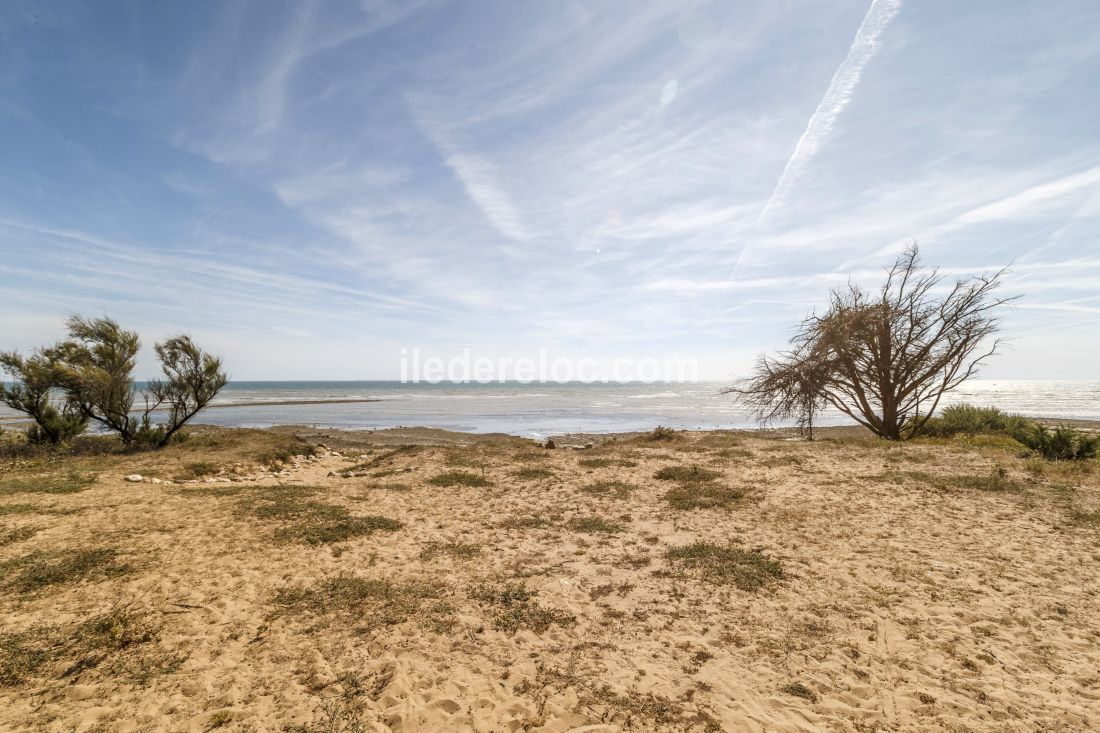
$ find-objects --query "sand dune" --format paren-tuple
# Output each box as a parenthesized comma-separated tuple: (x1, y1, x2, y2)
(1, 427, 1098, 731)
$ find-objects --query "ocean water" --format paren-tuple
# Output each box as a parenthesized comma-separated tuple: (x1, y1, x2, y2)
(5, 380, 1092, 439)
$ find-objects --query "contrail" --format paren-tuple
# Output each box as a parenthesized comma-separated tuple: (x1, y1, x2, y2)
(756, 0, 902, 226)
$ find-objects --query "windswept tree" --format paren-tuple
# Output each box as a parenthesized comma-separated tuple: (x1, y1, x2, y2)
(50, 316, 141, 443)
(143, 335, 229, 447)
(0, 349, 87, 444)
(733, 246, 1014, 440)
(49, 316, 228, 448)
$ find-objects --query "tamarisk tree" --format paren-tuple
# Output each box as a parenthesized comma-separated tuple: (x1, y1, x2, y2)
(0, 349, 87, 444)
(733, 246, 1014, 440)
(49, 316, 228, 448)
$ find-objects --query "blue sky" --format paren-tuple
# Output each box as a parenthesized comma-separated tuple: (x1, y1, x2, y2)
(1, 0, 1098, 380)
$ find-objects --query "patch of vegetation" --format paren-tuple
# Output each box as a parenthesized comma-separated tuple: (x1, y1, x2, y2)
(1, 605, 159, 687)
(579, 480, 635, 499)
(919, 404, 1032, 438)
(567, 516, 625, 534)
(419, 541, 481, 561)
(239, 486, 401, 545)
(344, 445, 421, 473)
(274, 515, 402, 546)
(1013, 424, 1098, 462)
(205, 710, 234, 730)
(0, 526, 38, 547)
(1, 547, 132, 593)
(759, 453, 804, 468)
(664, 483, 745, 510)
(0, 503, 37, 516)
(427, 471, 492, 487)
(1069, 507, 1100, 527)
(578, 457, 637, 469)
(581, 683, 721, 732)
(781, 682, 818, 703)
(666, 542, 783, 591)
(274, 573, 452, 630)
(654, 465, 720, 483)
(472, 583, 575, 635)
(499, 515, 551, 530)
(0, 472, 95, 496)
(175, 461, 218, 480)
(514, 467, 555, 480)
(644, 426, 681, 442)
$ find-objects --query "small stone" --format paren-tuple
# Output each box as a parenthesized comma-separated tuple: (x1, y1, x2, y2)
(544, 439, 556, 450)
(125, 474, 143, 483)
(149, 477, 163, 485)
(327, 470, 338, 477)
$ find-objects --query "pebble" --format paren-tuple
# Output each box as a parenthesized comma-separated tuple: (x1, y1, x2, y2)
(125, 474, 143, 482)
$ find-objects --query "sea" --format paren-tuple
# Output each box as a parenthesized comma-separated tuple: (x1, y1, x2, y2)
(3, 380, 1093, 439)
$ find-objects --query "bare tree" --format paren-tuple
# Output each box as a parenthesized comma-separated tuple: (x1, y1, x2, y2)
(735, 246, 1014, 440)
(728, 348, 830, 439)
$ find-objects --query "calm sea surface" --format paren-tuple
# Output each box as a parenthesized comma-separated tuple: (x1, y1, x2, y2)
(4, 380, 1090, 438)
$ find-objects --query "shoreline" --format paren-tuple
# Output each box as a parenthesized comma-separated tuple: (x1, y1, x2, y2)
(2, 413, 1098, 435)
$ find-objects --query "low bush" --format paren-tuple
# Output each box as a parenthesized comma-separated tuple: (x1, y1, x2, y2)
(1013, 424, 1098, 462)
(919, 404, 1032, 437)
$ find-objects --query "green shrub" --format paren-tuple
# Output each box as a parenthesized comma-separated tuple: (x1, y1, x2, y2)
(919, 404, 1032, 437)
(1012, 424, 1098, 461)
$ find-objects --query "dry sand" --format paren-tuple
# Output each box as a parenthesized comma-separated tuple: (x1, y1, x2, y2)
(1, 426, 1099, 732)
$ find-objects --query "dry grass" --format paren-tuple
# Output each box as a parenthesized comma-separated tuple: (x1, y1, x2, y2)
(471, 583, 575, 635)
(0, 472, 96, 496)
(1, 605, 162, 687)
(274, 574, 452, 631)
(664, 483, 746, 510)
(427, 471, 492, 487)
(665, 542, 783, 591)
(1, 547, 133, 593)
(654, 465, 721, 483)
(237, 485, 402, 545)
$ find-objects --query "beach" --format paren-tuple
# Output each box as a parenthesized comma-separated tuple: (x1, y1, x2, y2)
(2, 424, 1098, 731)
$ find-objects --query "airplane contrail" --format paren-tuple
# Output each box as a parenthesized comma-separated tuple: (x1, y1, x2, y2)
(756, 0, 902, 227)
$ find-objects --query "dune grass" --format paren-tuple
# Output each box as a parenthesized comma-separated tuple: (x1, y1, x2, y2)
(1, 547, 133, 593)
(666, 542, 783, 591)
(427, 471, 492, 487)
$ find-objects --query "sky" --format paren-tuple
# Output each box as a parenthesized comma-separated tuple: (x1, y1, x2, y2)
(1, 0, 1098, 381)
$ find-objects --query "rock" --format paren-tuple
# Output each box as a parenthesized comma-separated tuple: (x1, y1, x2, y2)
(125, 474, 143, 483)
(149, 477, 163, 485)
(330, 451, 342, 457)
(327, 470, 338, 477)
(544, 439, 556, 450)
(584, 442, 594, 449)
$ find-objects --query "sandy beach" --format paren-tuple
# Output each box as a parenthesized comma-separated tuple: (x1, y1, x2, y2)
(1, 425, 1098, 732)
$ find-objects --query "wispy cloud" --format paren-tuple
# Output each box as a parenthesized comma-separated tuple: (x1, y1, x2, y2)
(441, 152, 530, 242)
(2, 0, 1098, 379)
(757, 0, 902, 225)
